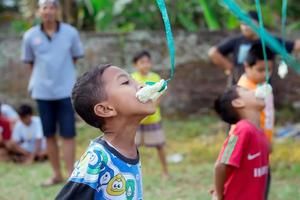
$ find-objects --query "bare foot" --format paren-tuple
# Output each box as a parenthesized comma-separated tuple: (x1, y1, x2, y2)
(41, 177, 64, 187)
(23, 155, 35, 165)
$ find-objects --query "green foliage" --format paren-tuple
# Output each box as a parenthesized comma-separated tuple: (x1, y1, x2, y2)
(198, 0, 220, 30)
(1, 0, 300, 33)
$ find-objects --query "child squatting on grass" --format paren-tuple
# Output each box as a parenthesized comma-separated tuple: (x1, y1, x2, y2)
(212, 86, 270, 200)
(56, 64, 159, 200)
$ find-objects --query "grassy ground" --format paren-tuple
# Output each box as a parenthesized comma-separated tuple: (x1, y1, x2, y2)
(0, 116, 300, 200)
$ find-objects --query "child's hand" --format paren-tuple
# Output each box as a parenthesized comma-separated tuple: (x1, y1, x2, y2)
(209, 189, 223, 200)
(136, 79, 167, 103)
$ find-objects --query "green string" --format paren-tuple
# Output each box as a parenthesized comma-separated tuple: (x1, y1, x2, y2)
(255, 0, 269, 82)
(281, 0, 287, 50)
(156, 0, 176, 82)
(220, 0, 300, 74)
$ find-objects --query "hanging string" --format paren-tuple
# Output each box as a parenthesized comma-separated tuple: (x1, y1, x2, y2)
(156, 0, 176, 82)
(220, 0, 300, 74)
(281, 0, 287, 50)
(255, 0, 269, 82)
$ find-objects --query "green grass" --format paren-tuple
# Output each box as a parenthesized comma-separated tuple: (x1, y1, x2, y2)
(1, 116, 300, 200)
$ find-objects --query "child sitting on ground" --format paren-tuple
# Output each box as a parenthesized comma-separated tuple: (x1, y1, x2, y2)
(212, 86, 270, 200)
(7, 104, 47, 164)
(131, 50, 169, 178)
(56, 64, 157, 199)
(0, 102, 12, 161)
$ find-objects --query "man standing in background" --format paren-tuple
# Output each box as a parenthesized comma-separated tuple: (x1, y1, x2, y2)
(21, 0, 84, 186)
(208, 11, 300, 85)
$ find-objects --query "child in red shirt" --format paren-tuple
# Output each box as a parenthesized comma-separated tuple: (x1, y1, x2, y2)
(212, 86, 270, 200)
(0, 103, 12, 161)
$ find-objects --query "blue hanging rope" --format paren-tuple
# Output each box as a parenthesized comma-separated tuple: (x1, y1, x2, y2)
(156, 0, 176, 82)
(255, 0, 269, 82)
(281, 0, 287, 49)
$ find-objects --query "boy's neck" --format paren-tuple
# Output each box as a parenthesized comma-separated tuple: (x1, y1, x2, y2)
(139, 71, 149, 76)
(241, 109, 261, 129)
(103, 116, 142, 159)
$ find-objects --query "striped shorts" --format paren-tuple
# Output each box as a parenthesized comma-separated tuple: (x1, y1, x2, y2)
(135, 122, 165, 147)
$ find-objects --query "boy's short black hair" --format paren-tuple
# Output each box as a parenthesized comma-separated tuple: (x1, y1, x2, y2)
(245, 42, 274, 67)
(248, 10, 259, 22)
(214, 86, 241, 124)
(18, 104, 33, 117)
(132, 50, 151, 63)
(72, 64, 111, 131)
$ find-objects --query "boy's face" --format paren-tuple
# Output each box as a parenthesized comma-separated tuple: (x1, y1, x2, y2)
(240, 22, 257, 39)
(39, 3, 58, 23)
(134, 56, 152, 75)
(245, 60, 273, 84)
(20, 115, 32, 126)
(102, 66, 156, 117)
(235, 87, 265, 111)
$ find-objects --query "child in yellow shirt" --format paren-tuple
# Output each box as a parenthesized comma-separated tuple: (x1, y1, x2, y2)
(131, 50, 169, 178)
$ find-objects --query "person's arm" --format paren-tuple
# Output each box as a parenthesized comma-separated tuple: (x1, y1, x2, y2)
(208, 36, 238, 74)
(71, 29, 84, 64)
(25, 63, 34, 71)
(21, 33, 35, 70)
(208, 47, 234, 74)
(213, 162, 234, 200)
(292, 39, 300, 52)
(34, 117, 44, 156)
(33, 139, 42, 156)
(0, 129, 3, 144)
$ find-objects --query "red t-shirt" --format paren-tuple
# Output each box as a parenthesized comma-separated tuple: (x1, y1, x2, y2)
(0, 116, 11, 141)
(217, 120, 269, 200)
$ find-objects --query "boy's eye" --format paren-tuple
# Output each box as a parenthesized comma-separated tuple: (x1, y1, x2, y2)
(121, 80, 130, 85)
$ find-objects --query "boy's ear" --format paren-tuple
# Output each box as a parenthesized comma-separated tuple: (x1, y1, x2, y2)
(94, 102, 117, 118)
(231, 98, 245, 109)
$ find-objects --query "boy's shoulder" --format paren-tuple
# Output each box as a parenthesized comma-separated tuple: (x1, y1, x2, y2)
(237, 74, 257, 90)
(233, 120, 259, 136)
(69, 139, 111, 188)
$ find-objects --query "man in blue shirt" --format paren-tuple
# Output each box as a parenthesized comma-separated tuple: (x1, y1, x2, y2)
(21, 0, 84, 186)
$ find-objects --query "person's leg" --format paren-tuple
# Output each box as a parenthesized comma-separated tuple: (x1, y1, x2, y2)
(45, 136, 63, 180)
(156, 145, 169, 177)
(5, 141, 34, 163)
(143, 123, 168, 177)
(37, 100, 63, 186)
(57, 98, 76, 176)
(0, 147, 9, 161)
(5, 141, 30, 156)
(62, 137, 75, 176)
